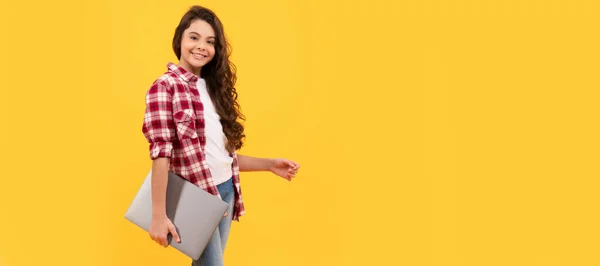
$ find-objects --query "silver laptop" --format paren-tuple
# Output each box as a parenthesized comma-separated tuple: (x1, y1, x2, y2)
(124, 170, 228, 260)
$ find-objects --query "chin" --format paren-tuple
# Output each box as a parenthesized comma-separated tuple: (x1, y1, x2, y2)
(183, 60, 203, 69)
(195, 59, 212, 66)
(191, 62, 206, 68)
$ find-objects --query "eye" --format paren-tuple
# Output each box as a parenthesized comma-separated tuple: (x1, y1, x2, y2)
(208, 40, 215, 45)
(190, 36, 198, 40)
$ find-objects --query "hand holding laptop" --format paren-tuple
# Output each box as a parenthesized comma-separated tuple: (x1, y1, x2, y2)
(150, 216, 181, 247)
(148, 210, 225, 247)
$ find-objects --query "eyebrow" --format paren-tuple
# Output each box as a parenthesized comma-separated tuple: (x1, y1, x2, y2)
(189, 31, 215, 39)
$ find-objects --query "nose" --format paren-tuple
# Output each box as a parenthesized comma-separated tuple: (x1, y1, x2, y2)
(196, 41, 206, 51)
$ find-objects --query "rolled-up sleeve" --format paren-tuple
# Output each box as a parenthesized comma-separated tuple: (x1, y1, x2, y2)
(142, 81, 175, 160)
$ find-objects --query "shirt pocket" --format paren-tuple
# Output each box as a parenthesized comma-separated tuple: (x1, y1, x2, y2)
(173, 108, 198, 139)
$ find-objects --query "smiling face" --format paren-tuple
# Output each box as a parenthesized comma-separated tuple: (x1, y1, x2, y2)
(178, 19, 216, 77)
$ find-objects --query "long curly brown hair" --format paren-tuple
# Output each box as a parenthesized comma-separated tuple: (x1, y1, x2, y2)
(172, 6, 245, 153)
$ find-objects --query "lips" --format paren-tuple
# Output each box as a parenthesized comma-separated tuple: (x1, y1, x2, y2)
(191, 52, 208, 60)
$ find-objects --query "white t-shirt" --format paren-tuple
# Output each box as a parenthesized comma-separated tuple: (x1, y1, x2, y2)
(195, 78, 233, 185)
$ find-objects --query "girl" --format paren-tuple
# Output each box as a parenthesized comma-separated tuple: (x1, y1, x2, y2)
(141, 5, 300, 266)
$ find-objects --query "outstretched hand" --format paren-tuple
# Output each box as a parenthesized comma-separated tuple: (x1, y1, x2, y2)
(269, 158, 300, 181)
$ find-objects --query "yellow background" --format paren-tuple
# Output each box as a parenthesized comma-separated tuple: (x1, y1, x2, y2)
(0, 0, 599, 265)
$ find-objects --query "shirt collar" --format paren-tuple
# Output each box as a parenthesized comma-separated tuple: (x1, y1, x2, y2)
(167, 62, 199, 83)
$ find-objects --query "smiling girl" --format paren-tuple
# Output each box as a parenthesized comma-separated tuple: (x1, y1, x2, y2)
(141, 5, 300, 266)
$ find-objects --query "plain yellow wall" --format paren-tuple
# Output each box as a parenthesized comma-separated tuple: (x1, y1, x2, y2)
(1, 0, 599, 265)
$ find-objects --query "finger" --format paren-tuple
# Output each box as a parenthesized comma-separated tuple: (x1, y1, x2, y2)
(156, 236, 166, 247)
(151, 234, 162, 245)
(163, 236, 169, 247)
(224, 211, 228, 217)
(169, 225, 181, 243)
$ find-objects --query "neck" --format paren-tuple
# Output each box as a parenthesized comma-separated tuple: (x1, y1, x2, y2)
(178, 62, 201, 77)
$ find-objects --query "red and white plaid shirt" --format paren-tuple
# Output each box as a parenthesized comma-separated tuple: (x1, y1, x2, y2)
(142, 62, 245, 221)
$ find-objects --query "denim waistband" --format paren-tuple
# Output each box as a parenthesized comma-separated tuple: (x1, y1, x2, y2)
(216, 177, 233, 195)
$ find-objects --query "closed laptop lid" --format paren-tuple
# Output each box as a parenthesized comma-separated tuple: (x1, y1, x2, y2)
(125, 170, 228, 260)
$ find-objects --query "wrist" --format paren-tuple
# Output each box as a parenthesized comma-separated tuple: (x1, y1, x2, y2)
(266, 158, 277, 172)
(152, 209, 167, 220)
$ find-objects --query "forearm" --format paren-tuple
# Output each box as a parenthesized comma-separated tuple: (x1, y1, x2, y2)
(151, 158, 170, 219)
(237, 154, 274, 172)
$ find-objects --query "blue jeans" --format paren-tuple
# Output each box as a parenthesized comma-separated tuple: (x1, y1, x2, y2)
(192, 178, 235, 266)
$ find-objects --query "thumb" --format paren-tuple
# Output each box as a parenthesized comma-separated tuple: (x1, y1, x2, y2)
(169, 224, 181, 243)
